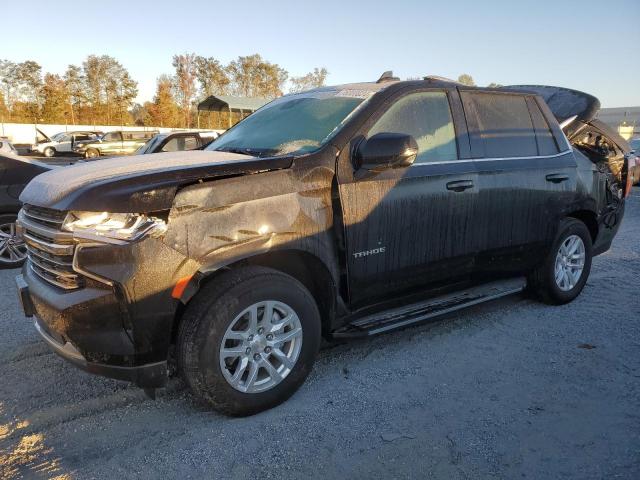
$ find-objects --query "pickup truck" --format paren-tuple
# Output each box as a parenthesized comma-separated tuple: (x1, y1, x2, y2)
(15, 75, 631, 416)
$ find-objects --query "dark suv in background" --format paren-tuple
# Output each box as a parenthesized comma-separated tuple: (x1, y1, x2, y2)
(15, 75, 632, 416)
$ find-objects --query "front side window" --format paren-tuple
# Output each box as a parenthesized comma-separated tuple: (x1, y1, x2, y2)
(208, 89, 370, 157)
(162, 136, 199, 152)
(368, 91, 458, 164)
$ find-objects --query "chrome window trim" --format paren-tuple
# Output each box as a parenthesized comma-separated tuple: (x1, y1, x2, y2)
(409, 149, 572, 167)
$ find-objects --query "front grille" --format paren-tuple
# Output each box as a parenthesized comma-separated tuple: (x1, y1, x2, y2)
(20, 205, 83, 290)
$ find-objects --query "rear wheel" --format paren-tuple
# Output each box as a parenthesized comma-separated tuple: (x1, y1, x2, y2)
(177, 266, 321, 416)
(530, 218, 593, 305)
(0, 214, 27, 269)
(43, 147, 55, 158)
(84, 148, 100, 159)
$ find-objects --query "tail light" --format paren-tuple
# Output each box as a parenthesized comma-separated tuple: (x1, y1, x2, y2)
(625, 154, 638, 198)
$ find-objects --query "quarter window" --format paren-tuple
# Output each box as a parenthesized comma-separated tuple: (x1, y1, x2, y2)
(369, 92, 458, 164)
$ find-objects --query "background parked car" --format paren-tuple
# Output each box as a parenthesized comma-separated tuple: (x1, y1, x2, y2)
(73, 130, 157, 158)
(31, 129, 102, 158)
(134, 131, 219, 155)
(0, 137, 19, 155)
(0, 152, 51, 268)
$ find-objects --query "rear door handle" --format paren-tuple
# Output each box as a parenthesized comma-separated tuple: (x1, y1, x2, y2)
(546, 173, 569, 183)
(446, 180, 474, 192)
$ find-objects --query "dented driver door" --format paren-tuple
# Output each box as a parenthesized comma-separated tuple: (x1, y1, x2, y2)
(337, 89, 481, 307)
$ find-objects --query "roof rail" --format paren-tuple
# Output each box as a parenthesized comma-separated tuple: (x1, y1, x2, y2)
(377, 71, 400, 83)
(422, 75, 462, 85)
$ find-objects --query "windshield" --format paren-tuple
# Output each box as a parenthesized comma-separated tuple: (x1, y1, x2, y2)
(136, 134, 166, 154)
(207, 90, 367, 157)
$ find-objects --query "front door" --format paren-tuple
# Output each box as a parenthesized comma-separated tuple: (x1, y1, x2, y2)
(338, 89, 482, 307)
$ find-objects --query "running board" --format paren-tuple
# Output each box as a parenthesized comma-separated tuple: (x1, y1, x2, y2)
(332, 277, 527, 338)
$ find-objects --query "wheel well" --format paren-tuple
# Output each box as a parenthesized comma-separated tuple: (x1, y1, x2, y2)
(172, 250, 337, 343)
(567, 210, 598, 242)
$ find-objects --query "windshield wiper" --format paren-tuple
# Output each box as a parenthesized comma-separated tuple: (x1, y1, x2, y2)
(216, 147, 271, 158)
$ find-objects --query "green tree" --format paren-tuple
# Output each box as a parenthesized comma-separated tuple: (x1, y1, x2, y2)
(82, 55, 137, 124)
(195, 56, 230, 98)
(40, 73, 69, 123)
(227, 54, 288, 98)
(146, 75, 181, 127)
(290, 67, 328, 93)
(64, 64, 85, 125)
(0, 60, 19, 109)
(0, 91, 8, 120)
(487, 82, 503, 88)
(457, 74, 476, 86)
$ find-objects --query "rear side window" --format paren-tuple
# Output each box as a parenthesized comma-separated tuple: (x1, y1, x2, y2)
(468, 93, 538, 158)
(369, 91, 457, 164)
(526, 98, 560, 155)
(103, 132, 122, 142)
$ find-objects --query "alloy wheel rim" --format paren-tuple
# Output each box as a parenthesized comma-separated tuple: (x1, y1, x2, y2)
(554, 234, 585, 291)
(0, 222, 27, 264)
(219, 300, 303, 394)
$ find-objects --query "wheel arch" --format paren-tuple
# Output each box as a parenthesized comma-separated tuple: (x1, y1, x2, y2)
(172, 248, 341, 343)
(566, 209, 598, 243)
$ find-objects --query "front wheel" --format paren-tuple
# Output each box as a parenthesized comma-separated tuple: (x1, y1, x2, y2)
(43, 147, 55, 158)
(177, 266, 321, 416)
(0, 214, 27, 269)
(530, 218, 593, 305)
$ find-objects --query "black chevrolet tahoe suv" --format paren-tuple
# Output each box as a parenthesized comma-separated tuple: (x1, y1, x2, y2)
(15, 75, 632, 416)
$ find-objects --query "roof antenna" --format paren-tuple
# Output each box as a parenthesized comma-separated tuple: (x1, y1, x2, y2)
(377, 71, 400, 83)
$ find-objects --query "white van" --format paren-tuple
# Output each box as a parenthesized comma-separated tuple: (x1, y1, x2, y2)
(31, 129, 102, 157)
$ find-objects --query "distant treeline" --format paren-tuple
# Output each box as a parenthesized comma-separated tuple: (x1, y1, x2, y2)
(0, 54, 328, 129)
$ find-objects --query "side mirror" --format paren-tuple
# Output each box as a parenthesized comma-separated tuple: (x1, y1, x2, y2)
(356, 132, 418, 171)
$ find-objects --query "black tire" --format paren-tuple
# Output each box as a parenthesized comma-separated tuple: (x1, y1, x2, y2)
(529, 218, 593, 305)
(177, 266, 321, 416)
(43, 147, 55, 158)
(84, 148, 100, 159)
(0, 214, 27, 269)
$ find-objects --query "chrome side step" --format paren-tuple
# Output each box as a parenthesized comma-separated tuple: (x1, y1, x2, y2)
(332, 277, 527, 338)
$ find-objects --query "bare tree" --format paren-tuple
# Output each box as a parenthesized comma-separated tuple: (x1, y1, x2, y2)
(172, 53, 198, 127)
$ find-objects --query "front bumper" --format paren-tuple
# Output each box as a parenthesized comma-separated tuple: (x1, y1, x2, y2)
(16, 271, 168, 388)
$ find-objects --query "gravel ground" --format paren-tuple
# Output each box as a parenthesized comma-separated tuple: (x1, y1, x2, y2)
(1, 188, 639, 479)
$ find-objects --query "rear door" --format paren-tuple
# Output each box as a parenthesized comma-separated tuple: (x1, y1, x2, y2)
(338, 88, 482, 306)
(460, 90, 576, 272)
(101, 132, 123, 154)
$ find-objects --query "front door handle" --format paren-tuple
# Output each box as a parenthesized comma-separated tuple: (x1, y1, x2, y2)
(446, 180, 474, 192)
(546, 173, 569, 183)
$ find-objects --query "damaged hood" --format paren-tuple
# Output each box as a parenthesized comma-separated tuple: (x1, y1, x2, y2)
(503, 85, 600, 138)
(20, 150, 293, 212)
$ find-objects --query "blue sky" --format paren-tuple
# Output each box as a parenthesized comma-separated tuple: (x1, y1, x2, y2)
(4, 0, 639, 107)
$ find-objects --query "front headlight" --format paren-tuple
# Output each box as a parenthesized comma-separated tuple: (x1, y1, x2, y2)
(62, 211, 167, 243)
